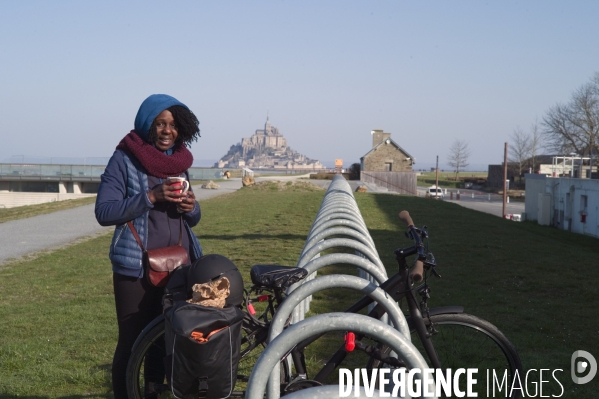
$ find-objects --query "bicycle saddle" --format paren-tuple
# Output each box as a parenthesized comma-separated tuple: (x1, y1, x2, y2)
(250, 265, 308, 290)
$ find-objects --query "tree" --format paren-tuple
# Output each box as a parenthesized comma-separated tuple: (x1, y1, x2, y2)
(509, 127, 530, 176)
(348, 163, 361, 180)
(447, 139, 470, 181)
(529, 120, 543, 173)
(543, 73, 599, 175)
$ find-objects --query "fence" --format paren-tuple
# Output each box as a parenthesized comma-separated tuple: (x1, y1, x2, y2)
(360, 171, 417, 195)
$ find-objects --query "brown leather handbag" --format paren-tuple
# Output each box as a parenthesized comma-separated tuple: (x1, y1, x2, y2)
(127, 218, 189, 287)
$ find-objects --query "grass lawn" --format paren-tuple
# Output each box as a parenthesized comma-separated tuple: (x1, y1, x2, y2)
(0, 181, 597, 397)
(417, 171, 488, 189)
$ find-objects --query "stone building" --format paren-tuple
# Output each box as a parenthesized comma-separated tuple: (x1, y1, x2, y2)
(215, 117, 324, 170)
(360, 130, 415, 172)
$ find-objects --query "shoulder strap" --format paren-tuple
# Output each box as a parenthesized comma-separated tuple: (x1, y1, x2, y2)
(127, 221, 146, 253)
(128, 216, 183, 250)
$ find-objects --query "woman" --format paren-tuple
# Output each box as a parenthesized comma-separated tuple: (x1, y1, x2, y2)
(95, 94, 203, 398)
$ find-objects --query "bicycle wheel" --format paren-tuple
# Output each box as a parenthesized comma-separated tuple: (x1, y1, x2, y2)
(236, 316, 292, 395)
(367, 313, 523, 399)
(126, 318, 172, 399)
(126, 315, 291, 398)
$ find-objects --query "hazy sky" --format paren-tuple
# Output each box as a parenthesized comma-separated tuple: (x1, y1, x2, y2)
(1, 1, 598, 170)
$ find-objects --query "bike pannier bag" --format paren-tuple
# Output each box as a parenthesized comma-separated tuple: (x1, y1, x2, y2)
(164, 301, 244, 399)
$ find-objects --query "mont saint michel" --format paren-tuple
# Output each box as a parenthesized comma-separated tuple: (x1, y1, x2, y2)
(215, 118, 324, 170)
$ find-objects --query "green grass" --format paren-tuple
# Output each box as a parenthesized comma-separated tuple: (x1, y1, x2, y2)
(0, 183, 597, 397)
(0, 197, 97, 224)
(418, 171, 488, 189)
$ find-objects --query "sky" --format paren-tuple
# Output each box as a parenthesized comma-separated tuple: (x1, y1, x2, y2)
(1, 1, 598, 170)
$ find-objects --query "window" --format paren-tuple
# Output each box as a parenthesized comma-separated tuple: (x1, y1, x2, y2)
(580, 195, 588, 212)
(580, 195, 588, 223)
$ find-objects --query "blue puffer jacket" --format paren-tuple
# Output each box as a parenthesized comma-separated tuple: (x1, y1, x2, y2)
(95, 150, 202, 277)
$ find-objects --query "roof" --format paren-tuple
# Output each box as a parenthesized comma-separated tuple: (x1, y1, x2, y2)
(360, 138, 415, 162)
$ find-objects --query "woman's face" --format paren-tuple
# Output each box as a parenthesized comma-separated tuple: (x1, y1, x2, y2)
(153, 110, 178, 151)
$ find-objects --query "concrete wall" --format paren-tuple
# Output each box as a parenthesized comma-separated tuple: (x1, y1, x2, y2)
(362, 143, 412, 172)
(0, 192, 96, 209)
(525, 174, 599, 238)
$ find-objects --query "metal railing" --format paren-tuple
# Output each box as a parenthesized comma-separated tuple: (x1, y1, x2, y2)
(0, 163, 223, 181)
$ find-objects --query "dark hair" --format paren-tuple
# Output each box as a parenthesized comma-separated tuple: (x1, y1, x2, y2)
(148, 105, 200, 147)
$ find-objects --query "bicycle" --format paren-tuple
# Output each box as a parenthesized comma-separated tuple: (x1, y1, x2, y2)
(127, 210, 523, 398)
(283, 211, 523, 398)
(126, 264, 306, 399)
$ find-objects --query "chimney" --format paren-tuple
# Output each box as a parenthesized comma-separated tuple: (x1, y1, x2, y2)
(371, 130, 391, 148)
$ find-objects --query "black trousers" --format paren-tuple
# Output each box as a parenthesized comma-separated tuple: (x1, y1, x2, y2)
(112, 272, 163, 399)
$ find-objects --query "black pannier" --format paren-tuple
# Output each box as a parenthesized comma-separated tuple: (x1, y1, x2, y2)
(164, 255, 244, 399)
(165, 302, 244, 398)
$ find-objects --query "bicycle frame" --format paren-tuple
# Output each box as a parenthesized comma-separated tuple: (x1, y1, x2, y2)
(289, 245, 464, 383)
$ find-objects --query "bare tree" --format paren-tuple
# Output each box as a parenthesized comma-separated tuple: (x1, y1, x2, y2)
(543, 74, 599, 175)
(509, 126, 530, 176)
(447, 139, 470, 181)
(529, 120, 543, 173)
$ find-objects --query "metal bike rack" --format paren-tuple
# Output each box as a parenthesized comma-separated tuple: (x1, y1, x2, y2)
(247, 175, 436, 399)
(266, 274, 412, 399)
(246, 313, 433, 399)
(281, 385, 389, 399)
(291, 175, 387, 323)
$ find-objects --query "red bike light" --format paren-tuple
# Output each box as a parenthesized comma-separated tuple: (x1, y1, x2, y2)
(257, 295, 269, 302)
(345, 332, 356, 352)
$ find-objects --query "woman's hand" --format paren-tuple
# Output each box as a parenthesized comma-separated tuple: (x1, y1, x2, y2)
(177, 190, 196, 213)
(147, 181, 187, 204)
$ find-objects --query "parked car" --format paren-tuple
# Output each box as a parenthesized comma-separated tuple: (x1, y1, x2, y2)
(426, 186, 444, 199)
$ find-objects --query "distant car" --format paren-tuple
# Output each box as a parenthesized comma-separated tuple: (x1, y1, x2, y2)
(426, 186, 444, 199)
(464, 182, 473, 189)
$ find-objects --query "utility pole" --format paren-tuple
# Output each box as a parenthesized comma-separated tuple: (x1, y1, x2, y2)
(503, 142, 508, 219)
(435, 155, 439, 197)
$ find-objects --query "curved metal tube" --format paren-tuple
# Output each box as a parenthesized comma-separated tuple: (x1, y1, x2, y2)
(306, 219, 373, 244)
(247, 313, 432, 399)
(298, 238, 384, 272)
(302, 227, 376, 257)
(267, 275, 410, 399)
(281, 385, 391, 399)
(300, 253, 388, 285)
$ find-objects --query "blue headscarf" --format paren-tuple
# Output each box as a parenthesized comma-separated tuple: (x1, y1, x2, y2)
(133, 94, 189, 143)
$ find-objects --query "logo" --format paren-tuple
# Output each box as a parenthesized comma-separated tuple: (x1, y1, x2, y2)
(571, 350, 597, 385)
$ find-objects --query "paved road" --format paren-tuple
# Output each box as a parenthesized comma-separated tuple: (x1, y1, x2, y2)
(444, 198, 525, 218)
(415, 186, 525, 218)
(0, 179, 244, 265)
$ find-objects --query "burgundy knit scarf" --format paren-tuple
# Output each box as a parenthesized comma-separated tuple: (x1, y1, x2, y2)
(116, 130, 193, 178)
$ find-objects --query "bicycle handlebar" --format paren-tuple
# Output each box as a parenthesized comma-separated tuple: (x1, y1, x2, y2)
(398, 210, 414, 227)
(398, 210, 425, 282)
(410, 260, 424, 283)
